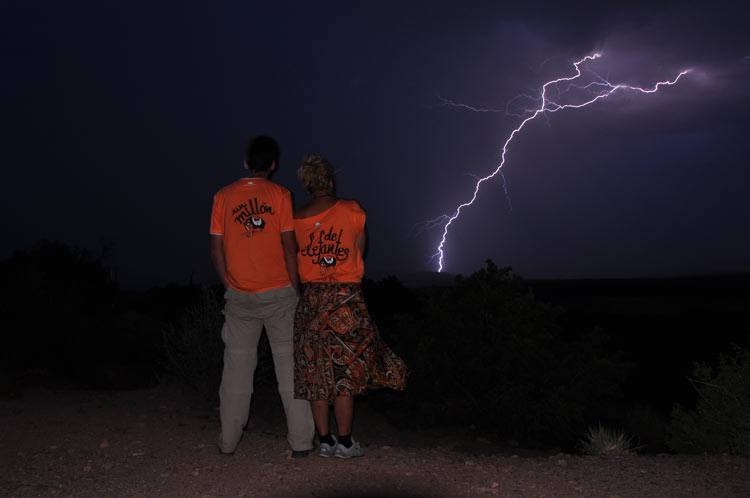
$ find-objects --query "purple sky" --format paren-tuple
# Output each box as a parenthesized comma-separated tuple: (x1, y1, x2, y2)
(3, 1, 749, 286)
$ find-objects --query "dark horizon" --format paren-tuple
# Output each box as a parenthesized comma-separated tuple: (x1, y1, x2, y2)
(4, 1, 749, 288)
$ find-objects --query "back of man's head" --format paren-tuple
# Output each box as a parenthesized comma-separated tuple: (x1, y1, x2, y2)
(245, 135, 280, 172)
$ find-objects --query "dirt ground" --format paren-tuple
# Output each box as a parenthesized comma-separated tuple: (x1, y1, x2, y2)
(1, 386, 748, 498)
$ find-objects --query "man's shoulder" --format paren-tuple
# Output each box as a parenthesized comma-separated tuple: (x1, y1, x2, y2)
(214, 178, 245, 197)
(263, 180, 291, 197)
(215, 179, 292, 205)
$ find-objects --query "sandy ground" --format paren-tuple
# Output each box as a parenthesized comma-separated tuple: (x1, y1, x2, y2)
(1, 386, 748, 498)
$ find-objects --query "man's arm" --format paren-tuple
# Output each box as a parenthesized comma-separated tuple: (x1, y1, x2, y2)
(281, 231, 300, 293)
(210, 235, 228, 288)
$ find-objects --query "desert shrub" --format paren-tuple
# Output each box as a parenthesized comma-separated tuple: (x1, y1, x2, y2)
(362, 276, 419, 358)
(1, 242, 113, 370)
(667, 343, 750, 455)
(163, 287, 224, 401)
(623, 404, 668, 453)
(0, 241, 172, 388)
(0, 240, 170, 387)
(580, 424, 634, 455)
(371, 261, 629, 448)
(162, 286, 274, 403)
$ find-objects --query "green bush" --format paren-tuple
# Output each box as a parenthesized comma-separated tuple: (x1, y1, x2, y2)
(667, 343, 750, 455)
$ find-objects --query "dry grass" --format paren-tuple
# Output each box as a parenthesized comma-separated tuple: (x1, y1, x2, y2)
(580, 424, 634, 456)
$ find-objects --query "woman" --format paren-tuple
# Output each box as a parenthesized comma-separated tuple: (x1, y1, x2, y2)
(293, 155, 408, 459)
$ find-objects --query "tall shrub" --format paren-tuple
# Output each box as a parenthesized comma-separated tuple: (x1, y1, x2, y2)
(667, 343, 750, 455)
(380, 261, 629, 447)
(0, 240, 117, 372)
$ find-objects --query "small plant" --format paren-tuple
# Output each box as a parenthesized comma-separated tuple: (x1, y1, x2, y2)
(580, 424, 634, 455)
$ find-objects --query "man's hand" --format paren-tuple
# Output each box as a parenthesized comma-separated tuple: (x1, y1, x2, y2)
(281, 231, 301, 293)
(210, 235, 228, 288)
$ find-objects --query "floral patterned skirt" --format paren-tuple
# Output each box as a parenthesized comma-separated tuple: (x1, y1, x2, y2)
(293, 283, 408, 401)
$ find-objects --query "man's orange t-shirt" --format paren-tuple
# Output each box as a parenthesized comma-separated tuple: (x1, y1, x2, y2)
(294, 200, 366, 284)
(210, 177, 293, 293)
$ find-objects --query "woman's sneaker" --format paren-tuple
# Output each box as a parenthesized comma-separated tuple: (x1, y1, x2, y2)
(318, 435, 338, 458)
(334, 438, 364, 459)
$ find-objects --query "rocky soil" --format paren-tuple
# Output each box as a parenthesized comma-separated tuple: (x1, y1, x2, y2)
(1, 386, 748, 497)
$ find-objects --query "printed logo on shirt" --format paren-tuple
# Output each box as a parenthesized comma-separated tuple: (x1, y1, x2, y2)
(232, 197, 275, 237)
(301, 226, 350, 274)
(320, 256, 337, 268)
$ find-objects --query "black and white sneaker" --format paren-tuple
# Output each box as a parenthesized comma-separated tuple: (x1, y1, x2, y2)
(318, 435, 338, 458)
(334, 438, 364, 459)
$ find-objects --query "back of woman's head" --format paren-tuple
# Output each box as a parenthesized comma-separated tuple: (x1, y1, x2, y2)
(298, 155, 335, 194)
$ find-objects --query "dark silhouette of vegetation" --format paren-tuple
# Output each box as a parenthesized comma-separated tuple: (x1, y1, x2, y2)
(1, 240, 165, 388)
(162, 287, 224, 402)
(161, 262, 631, 447)
(3, 241, 748, 453)
(667, 343, 750, 455)
(367, 261, 629, 448)
(160, 287, 277, 403)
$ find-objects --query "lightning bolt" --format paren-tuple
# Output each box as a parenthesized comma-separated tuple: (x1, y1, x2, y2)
(432, 52, 692, 272)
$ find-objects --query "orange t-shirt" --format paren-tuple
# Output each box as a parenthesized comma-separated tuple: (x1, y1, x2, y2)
(294, 199, 366, 284)
(210, 177, 293, 293)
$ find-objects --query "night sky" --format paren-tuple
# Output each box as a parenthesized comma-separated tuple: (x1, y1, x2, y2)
(4, 1, 749, 287)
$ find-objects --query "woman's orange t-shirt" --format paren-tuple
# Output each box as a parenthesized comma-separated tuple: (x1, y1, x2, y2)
(294, 200, 366, 284)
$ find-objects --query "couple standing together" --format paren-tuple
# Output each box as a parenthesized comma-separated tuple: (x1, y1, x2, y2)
(209, 136, 408, 459)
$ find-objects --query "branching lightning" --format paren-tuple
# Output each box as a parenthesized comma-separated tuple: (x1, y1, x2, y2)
(432, 52, 692, 272)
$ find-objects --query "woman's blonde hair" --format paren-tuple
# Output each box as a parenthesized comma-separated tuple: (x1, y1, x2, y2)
(298, 155, 335, 194)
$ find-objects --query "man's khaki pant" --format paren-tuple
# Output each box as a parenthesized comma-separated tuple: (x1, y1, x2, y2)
(219, 286, 314, 453)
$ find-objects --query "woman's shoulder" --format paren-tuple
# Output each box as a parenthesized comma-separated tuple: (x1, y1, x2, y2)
(294, 198, 365, 221)
(294, 198, 337, 220)
(340, 198, 366, 215)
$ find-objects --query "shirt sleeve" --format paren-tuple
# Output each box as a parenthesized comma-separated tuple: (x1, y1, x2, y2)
(279, 191, 294, 232)
(351, 200, 366, 234)
(209, 192, 225, 235)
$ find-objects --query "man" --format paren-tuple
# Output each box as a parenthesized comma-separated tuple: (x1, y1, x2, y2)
(209, 135, 314, 457)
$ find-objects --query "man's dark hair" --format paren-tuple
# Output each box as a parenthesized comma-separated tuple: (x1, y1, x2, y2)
(245, 135, 280, 172)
